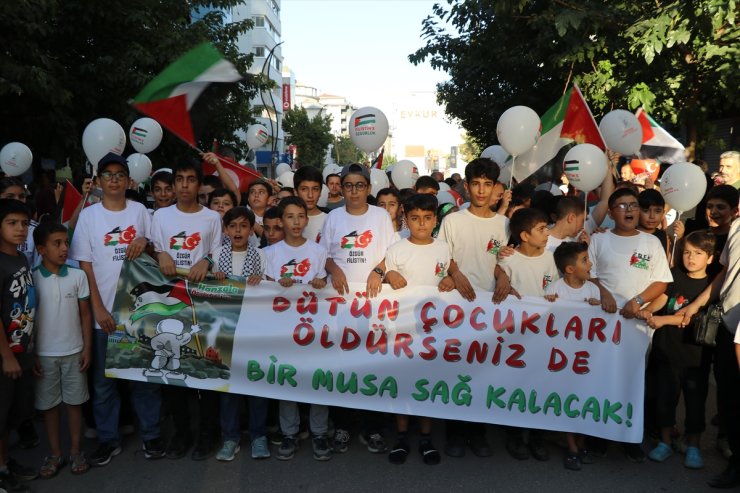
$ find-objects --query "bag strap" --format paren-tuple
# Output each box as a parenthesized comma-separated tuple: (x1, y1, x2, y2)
(719, 264, 740, 302)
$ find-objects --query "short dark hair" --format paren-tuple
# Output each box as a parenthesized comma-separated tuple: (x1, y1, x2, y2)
(608, 188, 639, 208)
(415, 176, 440, 192)
(174, 158, 203, 184)
(638, 188, 665, 209)
(248, 180, 272, 196)
(684, 230, 716, 257)
(294, 166, 324, 189)
(509, 207, 549, 244)
(375, 188, 399, 201)
(277, 196, 308, 216)
(0, 199, 30, 224)
(706, 184, 739, 208)
(208, 188, 238, 207)
(551, 196, 585, 222)
(326, 173, 340, 184)
(465, 158, 500, 183)
(223, 206, 255, 228)
(263, 207, 282, 222)
(398, 188, 417, 203)
(553, 241, 589, 274)
(151, 170, 173, 186)
(278, 187, 294, 195)
(33, 220, 68, 247)
(0, 177, 24, 195)
(512, 183, 536, 203)
(203, 175, 221, 189)
(403, 193, 438, 216)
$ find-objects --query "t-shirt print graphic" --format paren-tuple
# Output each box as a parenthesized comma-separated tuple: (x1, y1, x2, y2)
(341, 230, 372, 249)
(103, 225, 137, 246)
(170, 231, 202, 250)
(629, 250, 651, 270)
(280, 258, 311, 279)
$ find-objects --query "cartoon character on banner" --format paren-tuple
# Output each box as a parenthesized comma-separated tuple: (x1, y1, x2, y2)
(143, 319, 201, 380)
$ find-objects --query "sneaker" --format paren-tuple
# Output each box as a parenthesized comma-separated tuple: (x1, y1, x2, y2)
(623, 443, 646, 463)
(191, 434, 217, 461)
(419, 439, 441, 465)
(579, 448, 595, 465)
(251, 436, 271, 459)
(587, 437, 609, 458)
(444, 435, 466, 458)
(166, 432, 192, 460)
(143, 438, 166, 460)
(269, 429, 283, 445)
(216, 440, 241, 462)
(6, 459, 37, 481)
(389, 440, 410, 465)
(277, 436, 298, 461)
(332, 429, 351, 453)
(505, 433, 529, 460)
(468, 435, 493, 458)
(684, 446, 704, 469)
(312, 435, 332, 461)
(564, 452, 582, 471)
(360, 433, 387, 453)
(0, 469, 30, 493)
(89, 442, 122, 467)
(528, 432, 549, 461)
(647, 441, 673, 462)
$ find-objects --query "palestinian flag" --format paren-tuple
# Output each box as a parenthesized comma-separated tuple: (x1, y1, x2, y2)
(57, 180, 83, 225)
(635, 108, 686, 164)
(510, 85, 605, 183)
(129, 280, 192, 322)
(132, 43, 243, 147)
(372, 147, 385, 169)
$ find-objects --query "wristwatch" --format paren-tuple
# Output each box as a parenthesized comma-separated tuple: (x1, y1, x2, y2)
(372, 267, 384, 278)
(633, 295, 645, 306)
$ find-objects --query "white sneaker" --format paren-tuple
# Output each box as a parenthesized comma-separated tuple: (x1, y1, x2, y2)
(216, 440, 240, 461)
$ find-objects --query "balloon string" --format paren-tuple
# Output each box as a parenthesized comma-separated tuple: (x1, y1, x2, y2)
(508, 155, 515, 189)
(670, 210, 682, 266)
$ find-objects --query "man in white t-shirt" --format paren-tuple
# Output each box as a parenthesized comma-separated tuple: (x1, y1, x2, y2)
(294, 166, 328, 243)
(69, 152, 163, 466)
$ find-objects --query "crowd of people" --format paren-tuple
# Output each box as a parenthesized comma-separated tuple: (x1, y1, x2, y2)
(1, 149, 740, 492)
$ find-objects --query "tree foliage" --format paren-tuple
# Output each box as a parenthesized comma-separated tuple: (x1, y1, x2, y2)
(333, 135, 366, 165)
(410, 0, 738, 157)
(458, 132, 481, 163)
(0, 0, 269, 171)
(282, 107, 334, 168)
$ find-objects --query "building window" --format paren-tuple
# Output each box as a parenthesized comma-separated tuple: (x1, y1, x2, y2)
(253, 15, 265, 27)
(254, 46, 265, 57)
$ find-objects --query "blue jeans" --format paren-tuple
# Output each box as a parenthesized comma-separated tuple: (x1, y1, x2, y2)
(220, 393, 268, 442)
(92, 330, 162, 444)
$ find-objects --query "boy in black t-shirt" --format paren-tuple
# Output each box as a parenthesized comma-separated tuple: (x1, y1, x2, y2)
(638, 231, 715, 469)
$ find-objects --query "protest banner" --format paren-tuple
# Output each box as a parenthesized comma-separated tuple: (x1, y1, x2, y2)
(107, 256, 650, 443)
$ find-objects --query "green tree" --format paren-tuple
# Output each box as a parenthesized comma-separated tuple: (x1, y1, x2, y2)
(333, 135, 366, 164)
(458, 132, 481, 163)
(410, 0, 738, 157)
(0, 0, 268, 171)
(282, 107, 334, 168)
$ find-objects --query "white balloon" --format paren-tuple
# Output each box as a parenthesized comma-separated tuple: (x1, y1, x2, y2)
(322, 163, 338, 181)
(0, 142, 32, 176)
(391, 160, 419, 189)
(83, 118, 126, 168)
(496, 106, 541, 156)
(126, 154, 152, 183)
(599, 109, 643, 156)
(277, 171, 294, 188)
(660, 162, 707, 212)
(664, 208, 677, 227)
(317, 184, 329, 207)
(437, 190, 455, 205)
(276, 162, 292, 176)
(563, 144, 608, 192)
(129, 118, 163, 154)
(348, 107, 389, 153)
(370, 168, 389, 191)
(246, 124, 270, 149)
(438, 182, 450, 192)
(480, 145, 509, 166)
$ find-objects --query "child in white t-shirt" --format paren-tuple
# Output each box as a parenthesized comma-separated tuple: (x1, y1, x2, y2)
(294, 166, 327, 243)
(546, 241, 601, 470)
(384, 193, 453, 466)
(265, 197, 331, 461)
(546, 196, 590, 252)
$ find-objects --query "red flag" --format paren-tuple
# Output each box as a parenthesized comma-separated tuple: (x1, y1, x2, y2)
(560, 85, 606, 149)
(62, 180, 83, 224)
(372, 147, 385, 169)
(202, 154, 263, 193)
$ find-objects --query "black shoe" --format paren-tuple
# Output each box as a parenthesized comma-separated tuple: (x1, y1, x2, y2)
(89, 442, 122, 467)
(564, 452, 582, 471)
(444, 435, 466, 458)
(622, 443, 646, 463)
(420, 439, 441, 465)
(468, 435, 493, 458)
(191, 434, 217, 461)
(708, 464, 740, 489)
(16, 420, 39, 450)
(6, 459, 37, 482)
(0, 469, 30, 493)
(506, 432, 529, 460)
(529, 433, 549, 461)
(166, 432, 192, 460)
(388, 440, 409, 465)
(143, 438, 166, 460)
(587, 437, 609, 458)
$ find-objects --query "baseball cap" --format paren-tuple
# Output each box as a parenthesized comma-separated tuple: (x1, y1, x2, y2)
(97, 152, 129, 175)
(340, 163, 370, 183)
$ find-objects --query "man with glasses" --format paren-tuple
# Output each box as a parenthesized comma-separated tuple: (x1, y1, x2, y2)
(319, 163, 395, 455)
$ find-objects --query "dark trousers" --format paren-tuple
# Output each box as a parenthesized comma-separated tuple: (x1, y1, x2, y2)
(652, 362, 710, 434)
(716, 328, 740, 465)
(165, 386, 220, 438)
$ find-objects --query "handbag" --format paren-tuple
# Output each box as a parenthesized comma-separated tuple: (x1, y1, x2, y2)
(686, 303, 723, 347)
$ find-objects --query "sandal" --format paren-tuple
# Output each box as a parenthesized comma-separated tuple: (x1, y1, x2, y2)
(69, 452, 90, 475)
(39, 455, 65, 479)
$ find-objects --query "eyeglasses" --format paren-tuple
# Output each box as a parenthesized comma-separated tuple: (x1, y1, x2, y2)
(100, 171, 127, 181)
(611, 202, 640, 212)
(342, 182, 368, 192)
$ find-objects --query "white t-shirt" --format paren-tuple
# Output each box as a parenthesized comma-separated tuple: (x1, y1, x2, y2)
(151, 205, 222, 269)
(385, 238, 451, 287)
(320, 206, 395, 283)
(212, 246, 266, 277)
(437, 209, 509, 291)
(498, 249, 559, 296)
(265, 240, 328, 283)
(70, 200, 151, 329)
(588, 230, 673, 304)
(545, 278, 601, 302)
(304, 212, 327, 243)
(32, 264, 89, 356)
